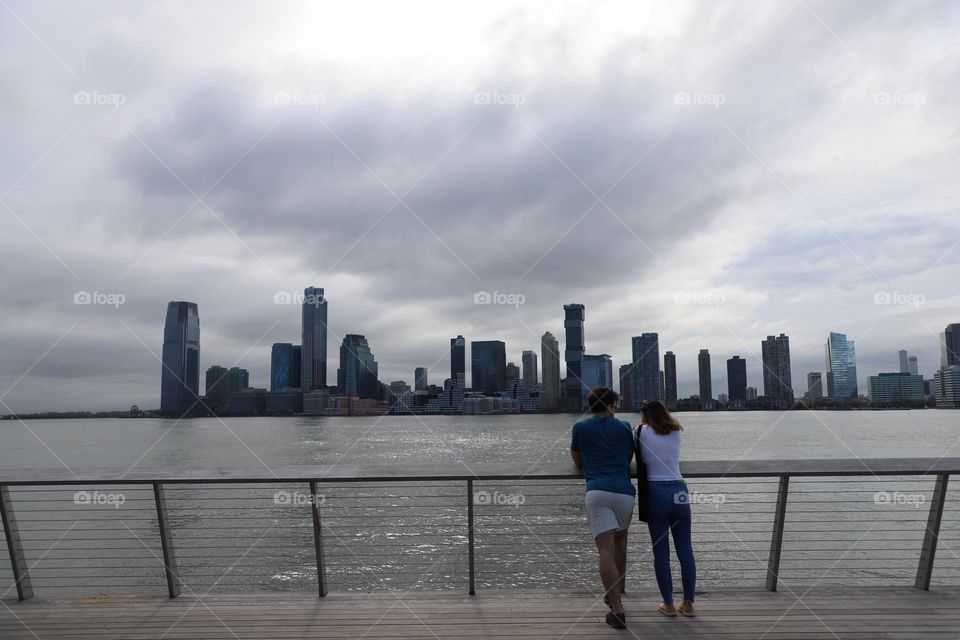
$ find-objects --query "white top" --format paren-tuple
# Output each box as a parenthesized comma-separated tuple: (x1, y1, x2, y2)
(637, 425, 684, 481)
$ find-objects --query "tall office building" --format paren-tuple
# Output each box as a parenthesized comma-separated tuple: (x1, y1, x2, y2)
(451, 335, 466, 387)
(521, 350, 538, 389)
(540, 332, 561, 411)
(471, 340, 506, 395)
(761, 334, 794, 406)
(506, 362, 521, 387)
(205, 365, 229, 412)
(663, 351, 678, 407)
(225, 367, 249, 395)
(727, 356, 748, 402)
(619, 364, 634, 411)
(270, 343, 302, 391)
(825, 332, 858, 399)
(899, 350, 909, 374)
(908, 356, 919, 376)
(563, 304, 585, 411)
(807, 372, 823, 403)
(631, 333, 661, 408)
(301, 287, 328, 391)
(698, 349, 712, 403)
(337, 334, 379, 399)
(414, 367, 428, 391)
(581, 354, 613, 405)
(942, 324, 960, 367)
(160, 301, 200, 418)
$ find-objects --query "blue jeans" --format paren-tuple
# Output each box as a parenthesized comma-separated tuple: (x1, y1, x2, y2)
(646, 481, 696, 604)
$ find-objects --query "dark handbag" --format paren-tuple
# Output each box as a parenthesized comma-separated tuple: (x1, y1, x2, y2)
(634, 425, 650, 523)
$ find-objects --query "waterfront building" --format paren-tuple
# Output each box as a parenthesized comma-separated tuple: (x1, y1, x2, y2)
(451, 335, 466, 389)
(302, 389, 331, 415)
(506, 362, 521, 387)
(663, 351, 678, 407)
(618, 364, 633, 411)
(160, 301, 200, 418)
(563, 304, 586, 411)
(414, 367, 428, 391)
(806, 372, 823, 403)
(726, 356, 748, 402)
(868, 372, 925, 406)
(270, 343, 301, 391)
(471, 340, 507, 395)
(230, 388, 266, 416)
(761, 334, 794, 407)
(540, 332, 561, 411)
(825, 332, 858, 400)
(581, 354, 613, 405)
(301, 287, 328, 391)
(934, 366, 960, 408)
(265, 388, 303, 415)
(204, 365, 229, 413)
(522, 350, 538, 390)
(698, 349, 712, 405)
(746, 386, 758, 401)
(337, 334, 380, 399)
(631, 333, 661, 408)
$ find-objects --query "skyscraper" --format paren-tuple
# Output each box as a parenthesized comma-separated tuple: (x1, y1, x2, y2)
(631, 333, 661, 408)
(908, 356, 919, 376)
(698, 349, 712, 403)
(581, 354, 613, 405)
(761, 334, 794, 406)
(825, 332, 858, 399)
(450, 335, 466, 387)
(414, 367, 428, 391)
(899, 350, 909, 374)
(727, 356, 748, 402)
(521, 350, 538, 389)
(505, 362, 521, 387)
(563, 304, 585, 411)
(270, 343, 302, 391)
(618, 364, 634, 411)
(204, 365, 229, 412)
(160, 301, 200, 418)
(471, 340, 506, 395)
(337, 334, 379, 399)
(941, 324, 960, 367)
(540, 332, 561, 411)
(663, 351, 678, 407)
(807, 372, 823, 403)
(301, 287, 328, 391)
(225, 367, 249, 395)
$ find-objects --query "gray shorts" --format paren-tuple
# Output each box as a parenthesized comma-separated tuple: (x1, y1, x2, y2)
(585, 490, 635, 538)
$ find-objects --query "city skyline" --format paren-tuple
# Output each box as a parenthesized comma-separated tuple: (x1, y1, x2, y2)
(2, 2, 959, 412)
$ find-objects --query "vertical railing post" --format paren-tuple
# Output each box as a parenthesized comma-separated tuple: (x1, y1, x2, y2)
(915, 473, 949, 590)
(467, 479, 476, 596)
(309, 480, 327, 597)
(153, 483, 180, 598)
(766, 474, 790, 592)
(0, 486, 33, 601)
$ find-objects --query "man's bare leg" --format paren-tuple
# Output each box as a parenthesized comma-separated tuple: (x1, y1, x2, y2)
(595, 531, 624, 614)
(614, 528, 628, 594)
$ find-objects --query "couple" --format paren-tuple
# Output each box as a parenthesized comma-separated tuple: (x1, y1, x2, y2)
(570, 387, 697, 630)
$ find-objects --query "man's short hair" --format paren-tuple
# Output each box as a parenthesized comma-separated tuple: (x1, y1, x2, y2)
(587, 387, 618, 414)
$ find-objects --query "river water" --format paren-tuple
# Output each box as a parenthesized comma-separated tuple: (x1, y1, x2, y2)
(1, 411, 958, 595)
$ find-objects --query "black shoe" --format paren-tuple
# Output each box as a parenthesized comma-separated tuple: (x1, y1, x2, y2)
(605, 611, 627, 629)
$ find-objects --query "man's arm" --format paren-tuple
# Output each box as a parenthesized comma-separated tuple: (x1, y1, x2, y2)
(571, 449, 582, 468)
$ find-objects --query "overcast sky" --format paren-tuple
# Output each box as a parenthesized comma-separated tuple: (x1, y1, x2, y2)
(1, 0, 958, 412)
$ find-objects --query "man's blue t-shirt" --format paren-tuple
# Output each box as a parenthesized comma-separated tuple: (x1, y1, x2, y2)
(570, 415, 636, 496)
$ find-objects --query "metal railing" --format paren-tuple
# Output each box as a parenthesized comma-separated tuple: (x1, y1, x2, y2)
(0, 458, 958, 600)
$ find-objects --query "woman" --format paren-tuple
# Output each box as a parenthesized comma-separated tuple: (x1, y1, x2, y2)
(636, 400, 697, 617)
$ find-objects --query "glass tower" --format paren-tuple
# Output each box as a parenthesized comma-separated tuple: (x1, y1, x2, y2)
(471, 340, 506, 395)
(726, 356, 748, 402)
(450, 335, 466, 387)
(825, 332, 858, 399)
(337, 334, 379, 399)
(301, 287, 328, 391)
(761, 334, 794, 405)
(631, 333, 661, 408)
(160, 301, 200, 418)
(271, 343, 301, 391)
(563, 304, 585, 411)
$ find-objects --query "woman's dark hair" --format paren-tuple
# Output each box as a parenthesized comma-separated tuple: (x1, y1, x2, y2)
(587, 387, 618, 414)
(640, 400, 683, 435)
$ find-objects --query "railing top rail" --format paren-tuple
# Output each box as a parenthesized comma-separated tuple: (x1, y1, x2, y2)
(0, 457, 957, 486)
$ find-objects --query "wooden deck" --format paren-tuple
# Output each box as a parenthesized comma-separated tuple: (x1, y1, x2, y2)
(2, 587, 959, 639)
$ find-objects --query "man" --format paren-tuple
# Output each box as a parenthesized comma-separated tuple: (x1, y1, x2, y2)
(570, 386, 635, 629)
